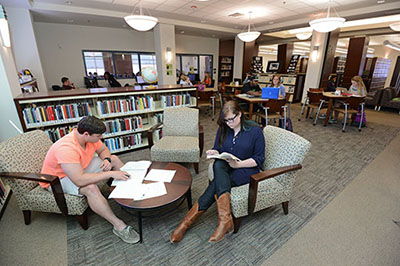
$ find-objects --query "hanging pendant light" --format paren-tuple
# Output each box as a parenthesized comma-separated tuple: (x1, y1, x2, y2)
(237, 12, 261, 42)
(309, 0, 345, 33)
(296, 32, 312, 40)
(389, 22, 400, 31)
(0, 5, 11, 47)
(124, 1, 158, 32)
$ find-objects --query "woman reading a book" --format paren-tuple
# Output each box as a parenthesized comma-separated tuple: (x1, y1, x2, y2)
(170, 100, 265, 243)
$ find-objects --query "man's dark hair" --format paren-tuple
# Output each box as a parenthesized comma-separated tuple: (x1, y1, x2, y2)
(77, 116, 106, 135)
(61, 77, 69, 84)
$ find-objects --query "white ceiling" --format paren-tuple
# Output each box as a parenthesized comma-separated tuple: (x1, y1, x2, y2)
(2, 0, 400, 39)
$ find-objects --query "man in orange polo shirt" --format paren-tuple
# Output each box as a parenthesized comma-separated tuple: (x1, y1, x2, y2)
(41, 116, 139, 244)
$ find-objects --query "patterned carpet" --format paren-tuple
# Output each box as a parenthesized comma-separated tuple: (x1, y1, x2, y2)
(66, 107, 400, 266)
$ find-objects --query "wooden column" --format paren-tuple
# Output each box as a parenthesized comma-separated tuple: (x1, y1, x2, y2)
(342, 36, 369, 88)
(277, 43, 294, 74)
(242, 41, 259, 79)
(319, 28, 340, 89)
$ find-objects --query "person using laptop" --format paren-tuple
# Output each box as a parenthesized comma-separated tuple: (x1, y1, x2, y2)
(348, 76, 366, 96)
(241, 76, 261, 96)
(270, 74, 286, 98)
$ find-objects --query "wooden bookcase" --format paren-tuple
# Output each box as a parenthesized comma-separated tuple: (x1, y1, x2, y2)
(219, 56, 234, 83)
(0, 178, 12, 220)
(14, 85, 198, 154)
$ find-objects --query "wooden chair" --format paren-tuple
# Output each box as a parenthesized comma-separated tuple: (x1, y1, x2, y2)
(148, 107, 204, 174)
(255, 99, 287, 128)
(335, 96, 366, 132)
(298, 89, 325, 122)
(208, 126, 311, 232)
(197, 89, 216, 120)
(0, 130, 95, 229)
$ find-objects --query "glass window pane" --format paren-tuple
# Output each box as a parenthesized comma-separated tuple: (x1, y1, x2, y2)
(140, 54, 157, 73)
(181, 56, 198, 75)
(114, 52, 134, 78)
(83, 51, 113, 77)
(131, 53, 140, 75)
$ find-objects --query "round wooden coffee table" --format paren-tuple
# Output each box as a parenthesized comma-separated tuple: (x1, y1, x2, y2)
(112, 162, 192, 243)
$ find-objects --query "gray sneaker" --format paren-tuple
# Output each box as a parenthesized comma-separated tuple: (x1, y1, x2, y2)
(113, 226, 140, 244)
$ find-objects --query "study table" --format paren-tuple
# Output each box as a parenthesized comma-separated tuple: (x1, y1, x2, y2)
(322, 92, 352, 127)
(111, 162, 192, 243)
(235, 94, 286, 120)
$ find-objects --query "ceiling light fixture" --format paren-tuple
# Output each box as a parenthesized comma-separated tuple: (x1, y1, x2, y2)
(124, 0, 158, 32)
(383, 40, 400, 52)
(296, 32, 312, 40)
(309, 0, 345, 33)
(237, 11, 260, 42)
(0, 5, 10, 47)
(389, 22, 400, 31)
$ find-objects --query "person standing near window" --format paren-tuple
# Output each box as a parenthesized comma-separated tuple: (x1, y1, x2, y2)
(170, 101, 265, 243)
(270, 74, 286, 98)
(104, 72, 122, 88)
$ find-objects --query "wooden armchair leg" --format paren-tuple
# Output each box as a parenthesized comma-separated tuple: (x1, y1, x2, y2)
(76, 209, 89, 230)
(193, 163, 199, 174)
(282, 201, 289, 215)
(23, 210, 31, 225)
(233, 216, 242, 233)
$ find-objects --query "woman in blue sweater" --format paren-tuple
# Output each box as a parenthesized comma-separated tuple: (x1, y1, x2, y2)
(170, 100, 265, 243)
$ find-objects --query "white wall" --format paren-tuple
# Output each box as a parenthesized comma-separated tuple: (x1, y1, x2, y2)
(175, 34, 219, 86)
(34, 22, 155, 89)
(259, 53, 277, 72)
(370, 45, 400, 88)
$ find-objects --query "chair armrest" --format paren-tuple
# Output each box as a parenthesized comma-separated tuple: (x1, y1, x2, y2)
(248, 164, 302, 215)
(147, 123, 162, 149)
(0, 172, 69, 216)
(199, 124, 204, 157)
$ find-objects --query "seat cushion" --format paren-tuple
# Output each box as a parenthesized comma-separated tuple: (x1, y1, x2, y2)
(24, 186, 88, 215)
(230, 178, 290, 218)
(151, 136, 199, 163)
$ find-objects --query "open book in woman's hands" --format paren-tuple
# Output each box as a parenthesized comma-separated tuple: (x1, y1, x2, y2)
(206, 152, 241, 162)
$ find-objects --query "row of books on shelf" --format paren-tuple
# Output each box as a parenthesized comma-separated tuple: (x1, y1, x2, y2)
(104, 116, 143, 135)
(45, 126, 74, 143)
(96, 96, 154, 116)
(104, 133, 143, 153)
(23, 103, 91, 126)
(0, 179, 9, 205)
(160, 94, 191, 108)
(152, 113, 163, 124)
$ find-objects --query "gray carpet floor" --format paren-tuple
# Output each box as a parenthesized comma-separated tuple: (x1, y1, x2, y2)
(66, 108, 400, 266)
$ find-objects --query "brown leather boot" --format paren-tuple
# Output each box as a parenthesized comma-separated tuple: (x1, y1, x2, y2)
(170, 202, 204, 243)
(209, 193, 234, 243)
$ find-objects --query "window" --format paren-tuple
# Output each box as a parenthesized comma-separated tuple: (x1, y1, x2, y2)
(176, 54, 213, 82)
(82, 50, 157, 79)
(83, 51, 113, 76)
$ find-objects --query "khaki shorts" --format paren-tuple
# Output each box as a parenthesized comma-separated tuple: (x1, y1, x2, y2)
(48, 157, 103, 196)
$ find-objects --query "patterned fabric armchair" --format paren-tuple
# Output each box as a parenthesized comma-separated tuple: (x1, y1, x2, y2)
(380, 87, 400, 114)
(148, 107, 204, 174)
(0, 130, 90, 229)
(208, 126, 311, 232)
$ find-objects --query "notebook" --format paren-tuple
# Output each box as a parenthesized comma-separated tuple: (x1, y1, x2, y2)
(261, 87, 279, 99)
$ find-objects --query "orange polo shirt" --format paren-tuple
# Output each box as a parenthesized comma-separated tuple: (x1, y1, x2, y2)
(40, 129, 102, 188)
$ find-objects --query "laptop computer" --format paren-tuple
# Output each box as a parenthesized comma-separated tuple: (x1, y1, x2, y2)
(261, 87, 279, 99)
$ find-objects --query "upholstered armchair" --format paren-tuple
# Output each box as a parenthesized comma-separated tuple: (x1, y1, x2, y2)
(380, 87, 400, 114)
(365, 88, 384, 111)
(0, 130, 91, 229)
(208, 126, 311, 232)
(148, 107, 204, 174)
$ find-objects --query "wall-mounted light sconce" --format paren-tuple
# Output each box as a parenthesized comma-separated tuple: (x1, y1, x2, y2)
(166, 47, 172, 63)
(0, 5, 11, 48)
(311, 45, 319, 62)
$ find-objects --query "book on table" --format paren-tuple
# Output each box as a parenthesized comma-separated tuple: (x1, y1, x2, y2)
(207, 152, 241, 162)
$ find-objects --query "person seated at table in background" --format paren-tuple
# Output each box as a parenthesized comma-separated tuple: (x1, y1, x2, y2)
(179, 75, 193, 86)
(61, 77, 78, 90)
(40, 116, 140, 244)
(348, 76, 366, 96)
(243, 72, 252, 84)
(104, 71, 122, 88)
(170, 100, 265, 243)
(241, 76, 261, 96)
(269, 74, 286, 98)
(326, 75, 337, 92)
(202, 72, 212, 87)
(177, 73, 185, 84)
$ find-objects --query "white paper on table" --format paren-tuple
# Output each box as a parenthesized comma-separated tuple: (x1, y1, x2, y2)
(121, 161, 152, 171)
(108, 182, 136, 199)
(134, 182, 167, 201)
(111, 169, 147, 187)
(144, 169, 176, 183)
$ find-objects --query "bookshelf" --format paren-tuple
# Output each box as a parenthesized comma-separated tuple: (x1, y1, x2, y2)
(258, 73, 306, 103)
(14, 85, 197, 154)
(219, 56, 234, 83)
(0, 178, 12, 220)
(251, 56, 263, 73)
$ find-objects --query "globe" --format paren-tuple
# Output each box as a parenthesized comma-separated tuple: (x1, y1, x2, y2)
(141, 67, 158, 84)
